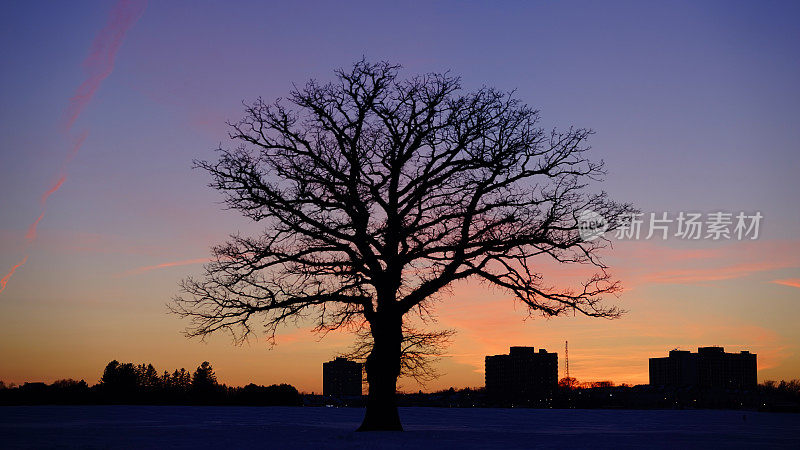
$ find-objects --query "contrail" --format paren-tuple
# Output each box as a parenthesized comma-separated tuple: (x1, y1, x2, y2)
(40, 175, 67, 204)
(63, 0, 148, 131)
(0, 256, 28, 295)
(0, 0, 147, 296)
(25, 132, 88, 242)
(63, 131, 89, 168)
(26, 211, 47, 242)
(26, 175, 66, 241)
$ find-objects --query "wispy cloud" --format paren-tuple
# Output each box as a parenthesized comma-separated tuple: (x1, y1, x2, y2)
(641, 262, 790, 284)
(772, 278, 800, 289)
(607, 240, 800, 288)
(118, 258, 210, 277)
(434, 282, 791, 387)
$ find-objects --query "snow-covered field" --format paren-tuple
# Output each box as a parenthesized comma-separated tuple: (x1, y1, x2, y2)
(1, 406, 798, 449)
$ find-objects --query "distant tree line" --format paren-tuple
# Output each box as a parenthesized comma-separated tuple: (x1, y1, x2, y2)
(2, 365, 798, 412)
(559, 377, 616, 389)
(0, 360, 300, 406)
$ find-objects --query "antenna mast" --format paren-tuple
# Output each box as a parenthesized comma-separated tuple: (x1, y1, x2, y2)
(565, 340, 570, 379)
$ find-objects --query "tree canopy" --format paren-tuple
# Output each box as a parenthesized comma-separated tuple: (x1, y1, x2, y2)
(171, 60, 634, 430)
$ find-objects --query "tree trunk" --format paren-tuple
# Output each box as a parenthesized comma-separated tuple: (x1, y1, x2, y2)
(357, 313, 403, 431)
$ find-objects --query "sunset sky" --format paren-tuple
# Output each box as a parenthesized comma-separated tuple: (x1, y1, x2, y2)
(1, 0, 799, 393)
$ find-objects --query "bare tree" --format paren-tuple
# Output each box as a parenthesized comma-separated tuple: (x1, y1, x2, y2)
(171, 60, 634, 431)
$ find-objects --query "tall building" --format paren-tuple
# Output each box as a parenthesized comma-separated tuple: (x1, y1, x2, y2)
(485, 346, 558, 405)
(322, 357, 363, 397)
(649, 347, 757, 389)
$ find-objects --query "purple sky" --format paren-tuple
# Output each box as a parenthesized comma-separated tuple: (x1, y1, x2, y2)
(1, 0, 798, 390)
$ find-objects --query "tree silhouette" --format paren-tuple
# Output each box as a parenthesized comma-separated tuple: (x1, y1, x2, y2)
(188, 361, 221, 403)
(100, 360, 139, 399)
(137, 363, 160, 393)
(191, 361, 218, 396)
(167, 368, 191, 393)
(171, 60, 634, 430)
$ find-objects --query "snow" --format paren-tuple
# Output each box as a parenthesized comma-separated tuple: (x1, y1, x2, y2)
(1, 406, 798, 449)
